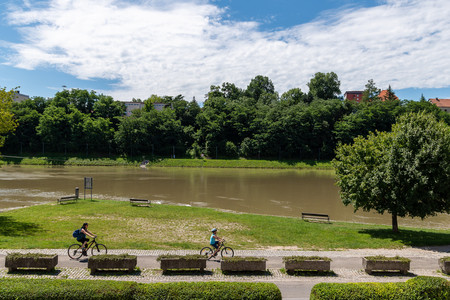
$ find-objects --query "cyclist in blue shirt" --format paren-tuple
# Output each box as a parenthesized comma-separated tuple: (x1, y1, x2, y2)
(210, 228, 223, 257)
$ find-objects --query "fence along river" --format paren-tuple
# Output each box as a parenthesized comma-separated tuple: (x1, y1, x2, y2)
(0, 165, 449, 229)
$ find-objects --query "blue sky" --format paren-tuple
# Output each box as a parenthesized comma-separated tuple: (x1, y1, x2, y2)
(1, 0, 450, 101)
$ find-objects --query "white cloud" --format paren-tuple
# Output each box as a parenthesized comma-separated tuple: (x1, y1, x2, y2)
(3, 0, 450, 100)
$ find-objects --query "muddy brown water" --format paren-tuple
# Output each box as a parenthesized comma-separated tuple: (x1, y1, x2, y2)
(0, 165, 448, 229)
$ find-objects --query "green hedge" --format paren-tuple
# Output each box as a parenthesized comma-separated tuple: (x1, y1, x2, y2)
(310, 276, 450, 300)
(135, 282, 281, 299)
(0, 278, 133, 300)
(0, 278, 281, 300)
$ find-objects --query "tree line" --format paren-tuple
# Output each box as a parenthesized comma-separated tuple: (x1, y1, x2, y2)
(3, 73, 450, 159)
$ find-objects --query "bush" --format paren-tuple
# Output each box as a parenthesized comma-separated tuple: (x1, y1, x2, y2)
(88, 254, 136, 261)
(6, 253, 55, 260)
(310, 276, 450, 300)
(0, 278, 134, 300)
(222, 256, 267, 262)
(135, 282, 281, 300)
(282, 256, 331, 262)
(364, 255, 411, 262)
(156, 254, 205, 261)
(0, 279, 281, 300)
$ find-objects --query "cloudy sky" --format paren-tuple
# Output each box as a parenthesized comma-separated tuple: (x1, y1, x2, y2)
(1, 0, 450, 102)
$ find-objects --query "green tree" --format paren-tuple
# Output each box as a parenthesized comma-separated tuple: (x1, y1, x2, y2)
(0, 88, 18, 148)
(333, 100, 402, 145)
(51, 89, 98, 114)
(93, 95, 125, 121)
(307, 72, 341, 100)
(7, 99, 44, 152)
(245, 75, 276, 103)
(36, 105, 71, 151)
(208, 82, 242, 100)
(280, 88, 308, 105)
(333, 112, 450, 232)
(362, 79, 381, 102)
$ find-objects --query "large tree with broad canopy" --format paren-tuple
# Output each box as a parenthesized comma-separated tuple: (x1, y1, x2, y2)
(333, 112, 450, 232)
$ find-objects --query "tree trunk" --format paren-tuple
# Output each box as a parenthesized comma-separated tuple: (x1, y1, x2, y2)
(392, 213, 399, 233)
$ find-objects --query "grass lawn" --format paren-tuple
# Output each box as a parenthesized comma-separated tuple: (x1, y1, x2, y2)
(0, 156, 333, 169)
(1, 199, 449, 250)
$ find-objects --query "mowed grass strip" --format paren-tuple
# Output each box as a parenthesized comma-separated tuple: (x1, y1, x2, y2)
(0, 156, 333, 169)
(0, 200, 449, 250)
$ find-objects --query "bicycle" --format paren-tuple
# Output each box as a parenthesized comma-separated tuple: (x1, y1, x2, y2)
(200, 239, 234, 259)
(68, 237, 107, 259)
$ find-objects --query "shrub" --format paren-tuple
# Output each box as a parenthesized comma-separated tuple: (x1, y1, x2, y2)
(135, 282, 282, 300)
(0, 278, 135, 299)
(6, 253, 55, 260)
(310, 276, 450, 300)
(282, 256, 331, 262)
(88, 254, 136, 261)
(0, 278, 282, 300)
(222, 256, 267, 262)
(156, 254, 205, 261)
(440, 256, 450, 262)
(364, 255, 411, 262)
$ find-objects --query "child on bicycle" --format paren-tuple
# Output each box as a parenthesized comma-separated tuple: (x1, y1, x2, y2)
(77, 223, 96, 256)
(210, 228, 223, 258)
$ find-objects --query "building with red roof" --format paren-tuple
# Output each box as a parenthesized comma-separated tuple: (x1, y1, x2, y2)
(429, 98, 450, 113)
(378, 89, 399, 101)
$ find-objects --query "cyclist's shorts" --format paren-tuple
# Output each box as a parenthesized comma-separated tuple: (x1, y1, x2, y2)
(211, 241, 219, 249)
(77, 237, 89, 243)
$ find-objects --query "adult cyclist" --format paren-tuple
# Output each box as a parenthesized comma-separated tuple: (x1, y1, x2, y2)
(77, 222, 96, 256)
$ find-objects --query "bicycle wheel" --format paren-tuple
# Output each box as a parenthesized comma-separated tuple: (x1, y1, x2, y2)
(91, 243, 107, 256)
(200, 247, 213, 257)
(68, 244, 83, 259)
(221, 247, 234, 258)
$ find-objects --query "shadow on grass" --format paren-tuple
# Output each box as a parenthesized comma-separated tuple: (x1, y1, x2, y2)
(358, 228, 450, 248)
(284, 270, 337, 277)
(366, 271, 416, 277)
(90, 269, 142, 276)
(7, 269, 61, 276)
(0, 216, 42, 237)
(221, 270, 272, 276)
(161, 269, 213, 276)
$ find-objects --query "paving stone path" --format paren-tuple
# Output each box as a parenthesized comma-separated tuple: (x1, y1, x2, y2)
(0, 246, 449, 300)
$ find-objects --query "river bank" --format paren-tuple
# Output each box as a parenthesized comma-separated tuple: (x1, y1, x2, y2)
(1, 200, 449, 250)
(0, 155, 333, 169)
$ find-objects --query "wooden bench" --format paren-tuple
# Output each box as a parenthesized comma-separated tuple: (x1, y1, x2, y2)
(301, 212, 329, 222)
(130, 198, 151, 206)
(57, 195, 78, 204)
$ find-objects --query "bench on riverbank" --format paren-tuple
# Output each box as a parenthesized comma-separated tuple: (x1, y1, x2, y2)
(301, 212, 330, 222)
(130, 198, 151, 207)
(57, 195, 78, 204)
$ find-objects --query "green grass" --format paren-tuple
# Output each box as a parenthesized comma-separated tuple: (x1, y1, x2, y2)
(0, 155, 333, 169)
(0, 200, 449, 250)
(149, 158, 333, 169)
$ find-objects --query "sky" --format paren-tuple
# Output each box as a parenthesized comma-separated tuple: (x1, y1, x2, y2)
(1, 0, 450, 102)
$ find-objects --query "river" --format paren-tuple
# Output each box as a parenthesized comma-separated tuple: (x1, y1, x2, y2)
(0, 165, 448, 229)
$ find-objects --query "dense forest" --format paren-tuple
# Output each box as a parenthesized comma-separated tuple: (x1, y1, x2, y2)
(4, 73, 450, 160)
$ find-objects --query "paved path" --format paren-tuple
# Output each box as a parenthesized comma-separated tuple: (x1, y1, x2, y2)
(1, 247, 449, 300)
